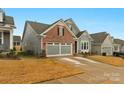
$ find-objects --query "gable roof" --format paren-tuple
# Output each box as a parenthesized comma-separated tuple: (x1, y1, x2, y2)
(4, 16, 15, 25)
(90, 32, 109, 43)
(40, 19, 77, 38)
(13, 35, 21, 42)
(27, 21, 50, 34)
(64, 18, 80, 35)
(22, 19, 77, 41)
(114, 39, 124, 45)
(76, 31, 86, 38)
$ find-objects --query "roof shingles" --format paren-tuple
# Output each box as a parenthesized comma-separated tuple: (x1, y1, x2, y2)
(27, 21, 50, 34)
(90, 32, 108, 44)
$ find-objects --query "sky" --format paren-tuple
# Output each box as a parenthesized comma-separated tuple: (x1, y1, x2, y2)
(3, 8, 124, 39)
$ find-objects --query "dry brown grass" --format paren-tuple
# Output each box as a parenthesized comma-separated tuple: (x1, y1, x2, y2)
(0, 57, 83, 84)
(87, 55, 124, 66)
(100, 80, 113, 84)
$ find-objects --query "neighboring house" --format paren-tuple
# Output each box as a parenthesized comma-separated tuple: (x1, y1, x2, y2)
(113, 39, 124, 53)
(13, 35, 21, 51)
(22, 19, 77, 57)
(0, 9, 15, 52)
(91, 32, 113, 55)
(65, 18, 93, 54)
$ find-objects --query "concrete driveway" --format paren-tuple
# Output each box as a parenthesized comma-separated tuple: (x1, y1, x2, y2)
(41, 56, 124, 84)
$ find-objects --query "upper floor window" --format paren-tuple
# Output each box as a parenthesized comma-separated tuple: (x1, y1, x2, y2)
(58, 26, 64, 36)
(0, 32, 3, 45)
(0, 32, 2, 45)
(68, 25, 72, 31)
(17, 42, 20, 46)
(13, 41, 20, 46)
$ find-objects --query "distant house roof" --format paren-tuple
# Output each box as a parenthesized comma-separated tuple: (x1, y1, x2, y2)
(4, 16, 14, 25)
(13, 36, 21, 42)
(114, 39, 124, 45)
(27, 21, 50, 34)
(76, 31, 86, 38)
(90, 32, 109, 44)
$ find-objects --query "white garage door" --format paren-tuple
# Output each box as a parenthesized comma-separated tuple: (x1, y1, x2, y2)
(47, 43, 72, 57)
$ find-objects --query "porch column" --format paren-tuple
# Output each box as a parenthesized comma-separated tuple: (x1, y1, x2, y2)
(1, 31, 4, 44)
(77, 41, 79, 54)
(10, 30, 13, 49)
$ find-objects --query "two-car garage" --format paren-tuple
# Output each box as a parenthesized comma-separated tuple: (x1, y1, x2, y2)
(46, 42, 72, 57)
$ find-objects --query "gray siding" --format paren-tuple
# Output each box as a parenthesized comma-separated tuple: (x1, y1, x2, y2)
(121, 46, 124, 52)
(22, 23, 41, 55)
(78, 32, 92, 53)
(91, 35, 113, 55)
(91, 44, 101, 55)
(101, 35, 113, 55)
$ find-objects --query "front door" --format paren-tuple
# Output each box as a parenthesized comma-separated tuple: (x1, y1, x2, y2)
(75, 41, 77, 53)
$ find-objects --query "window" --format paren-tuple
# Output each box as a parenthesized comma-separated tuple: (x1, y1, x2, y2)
(14, 42, 16, 46)
(54, 43, 59, 45)
(61, 43, 66, 45)
(17, 42, 20, 46)
(68, 25, 72, 30)
(66, 43, 71, 45)
(84, 42, 87, 49)
(86, 42, 89, 49)
(81, 42, 83, 49)
(0, 32, 2, 45)
(58, 26, 64, 36)
(48, 43, 53, 45)
(81, 41, 89, 50)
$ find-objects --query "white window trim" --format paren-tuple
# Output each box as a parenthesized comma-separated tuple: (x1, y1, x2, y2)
(58, 26, 64, 36)
(0, 31, 4, 45)
(1, 32, 3, 44)
(80, 41, 89, 50)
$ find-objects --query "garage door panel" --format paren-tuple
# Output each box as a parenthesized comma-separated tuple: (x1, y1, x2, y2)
(61, 46, 71, 54)
(47, 45, 59, 55)
(47, 43, 72, 56)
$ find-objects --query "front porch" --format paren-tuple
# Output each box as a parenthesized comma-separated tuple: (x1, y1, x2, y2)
(0, 30, 13, 51)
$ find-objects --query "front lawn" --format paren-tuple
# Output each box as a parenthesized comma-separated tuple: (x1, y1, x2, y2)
(87, 55, 124, 66)
(0, 57, 83, 84)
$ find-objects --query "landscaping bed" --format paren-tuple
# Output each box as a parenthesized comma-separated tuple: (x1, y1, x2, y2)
(0, 57, 83, 84)
(87, 55, 124, 66)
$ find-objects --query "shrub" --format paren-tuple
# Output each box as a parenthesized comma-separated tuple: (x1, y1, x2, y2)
(81, 52, 89, 57)
(13, 47, 16, 51)
(0, 53, 6, 58)
(17, 51, 25, 56)
(6, 49, 20, 59)
(20, 47, 22, 51)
